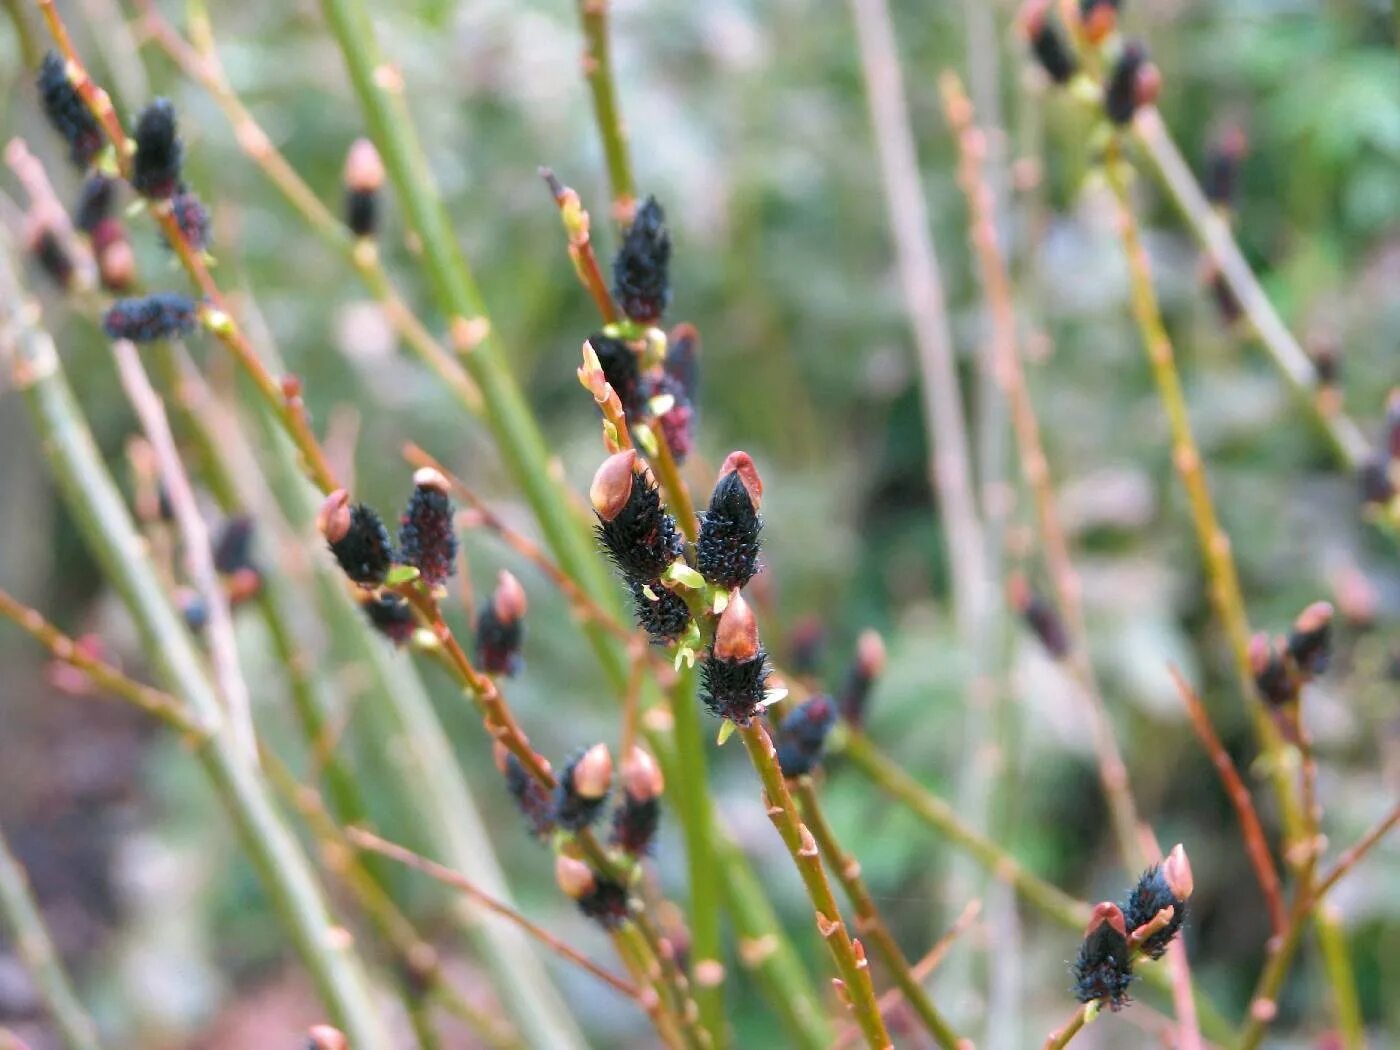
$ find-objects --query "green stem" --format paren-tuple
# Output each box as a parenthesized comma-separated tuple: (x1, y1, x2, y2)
(793, 780, 960, 1049)
(0, 822, 101, 1050)
(0, 242, 390, 1048)
(574, 0, 636, 216)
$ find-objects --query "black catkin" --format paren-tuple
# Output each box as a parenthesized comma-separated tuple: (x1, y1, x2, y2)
(697, 471, 762, 590)
(700, 652, 769, 724)
(102, 293, 199, 342)
(589, 333, 643, 420)
(213, 515, 257, 575)
(398, 472, 457, 587)
(1104, 43, 1148, 126)
(1249, 635, 1296, 708)
(168, 187, 211, 252)
(131, 99, 183, 199)
(503, 752, 555, 839)
(775, 696, 837, 778)
(628, 580, 692, 644)
(594, 461, 682, 583)
(37, 51, 102, 168)
(362, 593, 416, 646)
(575, 876, 631, 929)
(1073, 904, 1134, 1009)
(475, 601, 524, 676)
(611, 795, 661, 856)
(330, 504, 394, 585)
(612, 196, 671, 325)
(74, 174, 116, 235)
(551, 747, 611, 832)
(1121, 866, 1186, 961)
(1286, 602, 1334, 678)
(1025, 11, 1076, 85)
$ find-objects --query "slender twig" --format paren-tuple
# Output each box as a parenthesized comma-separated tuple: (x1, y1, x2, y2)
(346, 828, 640, 1002)
(0, 231, 390, 1048)
(1043, 1002, 1092, 1049)
(573, 0, 636, 222)
(941, 70, 1144, 866)
(131, 0, 483, 415)
(1168, 668, 1285, 935)
(0, 822, 101, 1050)
(542, 168, 619, 322)
(1314, 802, 1400, 902)
(0, 587, 196, 733)
(740, 725, 892, 1049)
(112, 338, 258, 761)
(792, 779, 961, 1049)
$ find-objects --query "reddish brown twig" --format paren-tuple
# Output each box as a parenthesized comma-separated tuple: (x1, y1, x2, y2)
(1314, 801, 1400, 902)
(1169, 667, 1285, 935)
(542, 168, 619, 323)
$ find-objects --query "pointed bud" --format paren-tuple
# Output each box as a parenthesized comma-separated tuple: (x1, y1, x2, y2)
(1087, 901, 1127, 939)
(571, 743, 613, 800)
(855, 629, 886, 679)
(590, 450, 638, 522)
(493, 570, 527, 622)
(698, 456, 763, 590)
(714, 593, 760, 663)
(307, 1026, 349, 1050)
(412, 466, 450, 493)
(1079, 0, 1118, 44)
(1163, 844, 1193, 901)
(718, 451, 763, 512)
(344, 137, 385, 194)
(554, 854, 596, 900)
(317, 490, 353, 545)
(622, 746, 664, 801)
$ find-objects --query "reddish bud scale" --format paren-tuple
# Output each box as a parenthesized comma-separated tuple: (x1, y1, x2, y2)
(1073, 902, 1134, 1009)
(786, 616, 827, 676)
(775, 695, 837, 778)
(37, 51, 102, 168)
(131, 99, 183, 200)
(697, 468, 763, 590)
(504, 753, 555, 840)
(362, 592, 416, 646)
(102, 293, 199, 342)
(628, 580, 692, 644)
(593, 461, 683, 583)
(398, 477, 457, 587)
(612, 196, 671, 325)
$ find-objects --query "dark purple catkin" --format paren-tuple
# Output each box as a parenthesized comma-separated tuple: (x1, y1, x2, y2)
(775, 695, 837, 778)
(697, 453, 763, 590)
(628, 579, 692, 644)
(1022, 3, 1076, 85)
(591, 451, 683, 583)
(29, 226, 74, 289)
(131, 99, 183, 199)
(1286, 601, 1334, 678)
(102, 293, 199, 342)
(74, 174, 116, 235)
(213, 515, 257, 575)
(167, 187, 211, 252)
(1104, 43, 1156, 126)
(500, 749, 555, 840)
(475, 571, 526, 676)
(1073, 903, 1134, 1009)
(362, 592, 416, 646)
(700, 594, 769, 725)
(397, 469, 457, 587)
(37, 51, 102, 168)
(589, 333, 644, 420)
(612, 196, 671, 325)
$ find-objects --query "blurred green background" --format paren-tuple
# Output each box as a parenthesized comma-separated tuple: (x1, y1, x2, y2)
(1, 0, 1398, 1046)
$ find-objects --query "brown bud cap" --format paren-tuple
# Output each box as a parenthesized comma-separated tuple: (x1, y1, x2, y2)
(590, 449, 638, 522)
(307, 1026, 349, 1050)
(714, 592, 761, 663)
(718, 450, 763, 511)
(554, 854, 596, 900)
(1294, 601, 1334, 638)
(492, 570, 528, 623)
(622, 746, 665, 801)
(855, 628, 886, 679)
(1135, 62, 1163, 109)
(571, 743, 613, 800)
(344, 137, 385, 193)
(1163, 843, 1194, 900)
(316, 489, 352, 544)
(412, 466, 450, 494)
(1086, 901, 1128, 938)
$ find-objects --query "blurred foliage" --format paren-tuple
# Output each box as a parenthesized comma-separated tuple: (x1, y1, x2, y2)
(1, 0, 1398, 1046)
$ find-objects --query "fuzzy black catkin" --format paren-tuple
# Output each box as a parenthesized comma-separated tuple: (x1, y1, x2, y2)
(131, 99, 183, 199)
(575, 876, 631, 929)
(398, 485, 457, 586)
(697, 470, 762, 590)
(330, 504, 393, 585)
(628, 580, 692, 644)
(700, 647, 769, 725)
(611, 795, 661, 856)
(37, 51, 102, 168)
(775, 696, 837, 778)
(1104, 44, 1147, 126)
(75, 174, 116, 234)
(503, 754, 555, 839)
(1073, 920, 1134, 1008)
(345, 188, 377, 239)
(595, 469, 682, 583)
(213, 515, 256, 575)
(590, 333, 643, 419)
(1121, 866, 1187, 961)
(363, 593, 416, 646)
(551, 749, 610, 832)
(475, 601, 524, 676)
(612, 196, 671, 324)
(103, 293, 199, 342)
(168, 187, 211, 251)
(1030, 24, 1076, 85)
